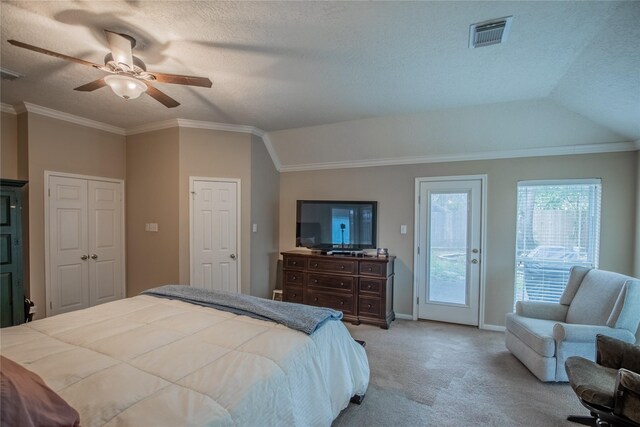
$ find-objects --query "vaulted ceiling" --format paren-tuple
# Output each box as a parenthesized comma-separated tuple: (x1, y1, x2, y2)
(1, 1, 638, 169)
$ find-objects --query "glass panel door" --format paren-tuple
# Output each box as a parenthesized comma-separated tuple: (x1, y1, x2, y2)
(428, 192, 469, 305)
(417, 178, 482, 326)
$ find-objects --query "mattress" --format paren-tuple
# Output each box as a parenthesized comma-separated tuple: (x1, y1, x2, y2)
(0, 295, 369, 426)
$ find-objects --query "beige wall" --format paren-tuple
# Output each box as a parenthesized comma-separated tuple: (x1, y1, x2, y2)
(26, 113, 126, 318)
(1, 111, 18, 179)
(126, 128, 180, 296)
(177, 128, 253, 293)
(250, 134, 280, 298)
(279, 151, 637, 327)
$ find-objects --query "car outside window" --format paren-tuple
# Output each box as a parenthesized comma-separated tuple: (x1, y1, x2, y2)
(514, 180, 601, 305)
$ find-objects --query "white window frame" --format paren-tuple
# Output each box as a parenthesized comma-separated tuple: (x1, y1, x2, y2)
(514, 178, 601, 305)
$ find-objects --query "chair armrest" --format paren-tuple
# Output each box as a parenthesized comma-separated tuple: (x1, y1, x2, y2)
(595, 334, 628, 369)
(553, 324, 636, 343)
(516, 301, 568, 321)
(614, 369, 640, 424)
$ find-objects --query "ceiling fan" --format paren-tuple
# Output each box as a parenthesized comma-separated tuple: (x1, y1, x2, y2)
(8, 30, 212, 108)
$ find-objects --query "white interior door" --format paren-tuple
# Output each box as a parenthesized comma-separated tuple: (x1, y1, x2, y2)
(191, 178, 240, 293)
(47, 173, 124, 317)
(416, 178, 483, 325)
(88, 180, 123, 306)
(49, 176, 90, 315)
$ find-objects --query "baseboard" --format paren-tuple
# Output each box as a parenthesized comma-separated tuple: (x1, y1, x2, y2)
(394, 313, 413, 320)
(481, 324, 506, 332)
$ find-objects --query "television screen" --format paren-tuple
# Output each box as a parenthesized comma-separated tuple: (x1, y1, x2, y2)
(296, 200, 377, 250)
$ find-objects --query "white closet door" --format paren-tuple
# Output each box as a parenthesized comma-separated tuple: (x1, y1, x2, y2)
(191, 179, 239, 293)
(88, 180, 123, 306)
(49, 176, 89, 315)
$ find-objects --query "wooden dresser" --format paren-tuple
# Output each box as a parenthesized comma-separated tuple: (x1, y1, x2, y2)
(281, 251, 395, 329)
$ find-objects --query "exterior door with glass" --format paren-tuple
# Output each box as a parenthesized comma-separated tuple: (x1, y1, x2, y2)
(416, 178, 483, 325)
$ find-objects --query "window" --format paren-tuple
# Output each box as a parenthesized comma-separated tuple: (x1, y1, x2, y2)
(514, 179, 601, 304)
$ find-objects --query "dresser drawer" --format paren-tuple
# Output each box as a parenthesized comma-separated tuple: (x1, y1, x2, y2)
(308, 274, 354, 292)
(284, 271, 304, 285)
(307, 290, 354, 315)
(283, 285, 303, 303)
(359, 296, 382, 317)
(283, 256, 306, 270)
(359, 278, 383, 296)
(309, 259, 356, 274)
(360, 261, 386, 277)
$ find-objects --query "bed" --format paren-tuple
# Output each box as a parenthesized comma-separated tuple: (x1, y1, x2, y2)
(0, 287, 369, 426)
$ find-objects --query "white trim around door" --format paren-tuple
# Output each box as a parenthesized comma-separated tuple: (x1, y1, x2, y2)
(44, 171, 126, 317)
(412, 175, 488, 328)
(189, 177, 242, 293)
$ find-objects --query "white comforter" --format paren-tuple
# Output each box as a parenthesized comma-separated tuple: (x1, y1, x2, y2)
(0, 295, 369, 426)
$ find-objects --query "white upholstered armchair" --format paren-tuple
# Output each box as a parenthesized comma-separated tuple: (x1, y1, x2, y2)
(505, 266, 640, 382)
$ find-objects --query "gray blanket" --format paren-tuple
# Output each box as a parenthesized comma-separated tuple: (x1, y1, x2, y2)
(142, 285, 343, 335)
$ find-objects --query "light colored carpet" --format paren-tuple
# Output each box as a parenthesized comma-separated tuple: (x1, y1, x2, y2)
(333, 320, 587, 426)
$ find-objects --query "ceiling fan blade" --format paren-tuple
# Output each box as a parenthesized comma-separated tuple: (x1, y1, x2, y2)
(104, 30, 133, 69)
(149, 71, 212, 88)
(8, 40, 101, 68)
(145, 84, 180, 108)
(74, 79, 107, 92)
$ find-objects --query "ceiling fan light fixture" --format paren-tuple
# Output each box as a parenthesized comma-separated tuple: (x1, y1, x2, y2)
(104, 74, 147, 100)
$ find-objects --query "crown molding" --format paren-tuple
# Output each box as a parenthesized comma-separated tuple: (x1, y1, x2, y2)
(174, 120, 282, 171)
(278, 141, 638, 172)
(176, 118, 257, 135)
(16, 102, 126, 135)
(126, 118, 256, 136)
(0, 103, 16, 114)
(126, 117, 282, 171)
(259, 133, 282, 172)
(125, 119, 181, 136)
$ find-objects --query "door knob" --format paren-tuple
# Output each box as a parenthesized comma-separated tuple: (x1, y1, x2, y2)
(230, 254, 236, 259)
(90, 254, 98, 260)
(471, 259, 479, 264)
(472, 249, 479, 254)
(80, 254, 88, 260)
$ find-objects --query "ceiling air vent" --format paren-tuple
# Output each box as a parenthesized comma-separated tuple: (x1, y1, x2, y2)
(0, 67, 22, 81)
(469, 16, 513, 48)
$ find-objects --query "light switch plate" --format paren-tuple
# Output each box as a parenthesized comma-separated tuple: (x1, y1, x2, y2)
(252, 224, 258, 233)
(400, 225, 407, 234)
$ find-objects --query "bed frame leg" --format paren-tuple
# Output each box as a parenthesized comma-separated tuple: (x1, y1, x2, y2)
(350, 394, 365, 405)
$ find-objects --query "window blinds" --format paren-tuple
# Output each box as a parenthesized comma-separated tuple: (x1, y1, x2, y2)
(514, 179, 601, 304)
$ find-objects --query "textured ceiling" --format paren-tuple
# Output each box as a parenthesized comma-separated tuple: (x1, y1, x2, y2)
(1, 1, 638, 161)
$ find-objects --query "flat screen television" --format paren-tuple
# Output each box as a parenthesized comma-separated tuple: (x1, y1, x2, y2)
(296, 200, 377, 250)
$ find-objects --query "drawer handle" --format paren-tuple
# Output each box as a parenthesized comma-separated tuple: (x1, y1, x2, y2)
(340, 282, 344, 287)
(367, 304, 372, 308)
(368, 267, 373, 271)
(292, 276, 297, 280)
(313, 263, 318, 267)
(340, 301, 344, 305)
(314, 297, 318, 302)
(292, 293, 297, 297)
(314, 279, 319, 284)
(340, 265, 345, 270)
(292, 261, 297, 265)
